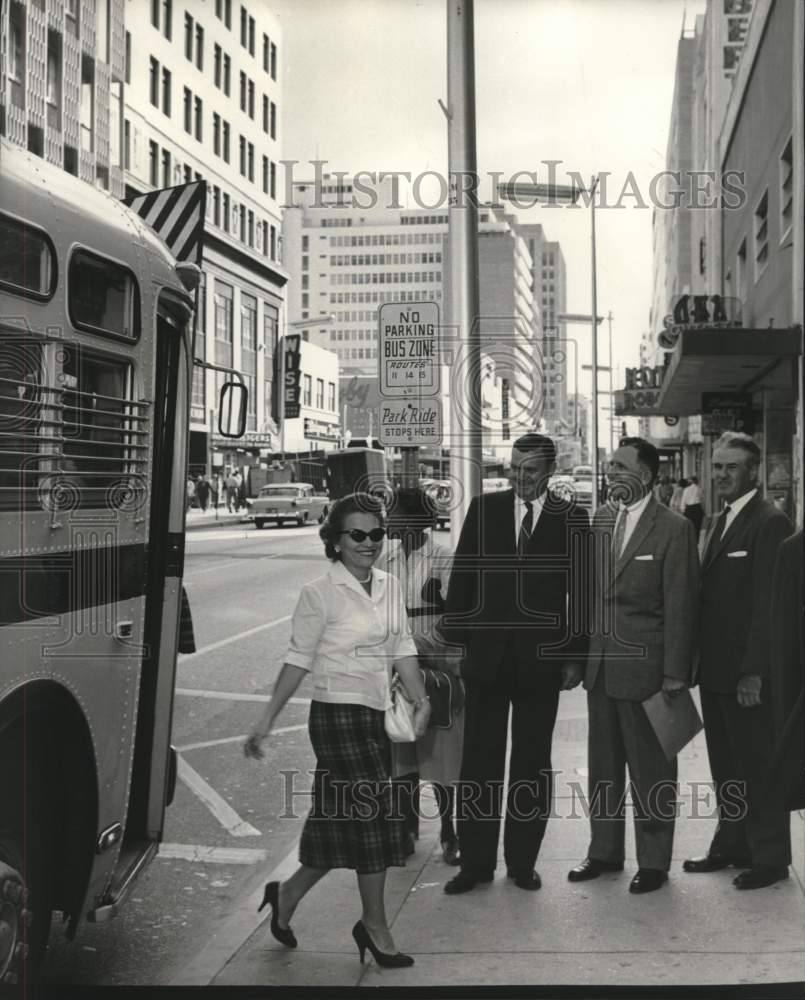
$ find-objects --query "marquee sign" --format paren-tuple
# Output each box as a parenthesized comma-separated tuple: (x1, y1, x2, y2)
(283, 334, 302, 418)
(658, 294, 742, 350)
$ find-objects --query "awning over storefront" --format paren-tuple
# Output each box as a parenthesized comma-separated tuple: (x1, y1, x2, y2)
(657, 326, 802, 416)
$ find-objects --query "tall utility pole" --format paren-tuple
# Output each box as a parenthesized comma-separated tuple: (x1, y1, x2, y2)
(589, 174, 600, 510)
(607, 310, 615, 456)
(446, 0, 482, 547)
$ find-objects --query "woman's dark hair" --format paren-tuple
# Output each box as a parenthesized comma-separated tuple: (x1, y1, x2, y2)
(387, 486, 438, 531)
(319, 492, 386, 561)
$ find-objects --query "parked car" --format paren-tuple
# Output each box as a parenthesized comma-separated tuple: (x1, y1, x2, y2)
(246, 483, 329, 528)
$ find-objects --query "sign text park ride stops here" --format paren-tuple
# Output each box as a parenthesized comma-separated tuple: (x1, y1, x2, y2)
(378, 302, 440, 397)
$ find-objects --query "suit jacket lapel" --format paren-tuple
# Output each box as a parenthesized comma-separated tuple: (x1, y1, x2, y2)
(612, 496, 658, 584)
(704, 492, 760, 569)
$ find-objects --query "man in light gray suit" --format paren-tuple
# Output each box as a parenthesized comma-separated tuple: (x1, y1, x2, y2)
(568, 438, 699, 894)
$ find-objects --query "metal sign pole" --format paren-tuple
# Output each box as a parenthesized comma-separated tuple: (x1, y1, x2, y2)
(446, 0, 482, 548)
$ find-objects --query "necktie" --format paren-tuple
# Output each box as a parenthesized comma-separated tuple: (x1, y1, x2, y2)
(705, 505, 730, 561)
(612, 507, 627, 560)
(518, 501, 534, 555)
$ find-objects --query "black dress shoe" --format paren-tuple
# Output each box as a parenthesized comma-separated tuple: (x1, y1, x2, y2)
(444, 870, 493, 895)
(733, 865, 789, 890)
(506, 868, 542, 891)
(628, 868, 668, 894)
(567, 857, 624, 882)
(441, 837, 461, 866)
(683, 854, 751, 873)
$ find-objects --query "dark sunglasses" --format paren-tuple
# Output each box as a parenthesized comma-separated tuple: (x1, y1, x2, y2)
(341, 527, 386, 543)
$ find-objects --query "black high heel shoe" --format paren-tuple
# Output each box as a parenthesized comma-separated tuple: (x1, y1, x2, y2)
(258, 881, 297, 948)
(351, 920, 414, 968)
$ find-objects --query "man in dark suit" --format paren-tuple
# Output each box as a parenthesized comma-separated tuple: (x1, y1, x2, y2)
(441, 433, 589, 894)
(683, 432, 794, 889)
(568, 438, 699, 894)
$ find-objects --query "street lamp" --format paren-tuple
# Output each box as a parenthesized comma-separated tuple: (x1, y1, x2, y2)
(498, 176, 601, 509)
(279, 313, 335, 458)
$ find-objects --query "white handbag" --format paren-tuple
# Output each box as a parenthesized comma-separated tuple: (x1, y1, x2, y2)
(384, 674, 416, 743)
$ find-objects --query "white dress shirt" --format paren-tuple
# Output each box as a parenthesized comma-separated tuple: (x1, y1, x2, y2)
(284, 560, 418, 711)
(514, 491, 546, 543)
(613, 491, 652, 555)
(721, 487, 757, 537)
(681, 481, 702, 507)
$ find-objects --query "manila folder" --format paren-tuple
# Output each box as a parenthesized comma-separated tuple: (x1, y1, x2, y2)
(642, 689, 703, 762)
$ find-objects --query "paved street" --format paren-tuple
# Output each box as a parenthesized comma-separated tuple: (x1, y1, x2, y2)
(40, 521, 328, 986)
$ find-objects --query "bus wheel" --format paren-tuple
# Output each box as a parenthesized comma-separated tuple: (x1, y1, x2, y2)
(0, 827, 50, 983)
(254, 519, 266, 529)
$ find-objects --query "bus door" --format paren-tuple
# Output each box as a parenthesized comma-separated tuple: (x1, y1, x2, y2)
(124, 298, 190, 853)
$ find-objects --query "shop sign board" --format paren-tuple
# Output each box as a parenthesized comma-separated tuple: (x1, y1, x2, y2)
(378, 302, 440, 397)
(658, 293, 742, 350)
(284, 334, 302, 418)
(378, 399, 443, 447)
(701, 392, 754, 436)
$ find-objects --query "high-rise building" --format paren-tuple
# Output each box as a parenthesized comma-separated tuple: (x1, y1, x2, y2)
(123, 0, 288, 475)
(519, 224, 570, 436)
(282, 177, 544, 450)
(1, 0, 127, 197)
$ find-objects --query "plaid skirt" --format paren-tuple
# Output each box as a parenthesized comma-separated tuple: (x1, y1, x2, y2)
(299, 700, 407, 874)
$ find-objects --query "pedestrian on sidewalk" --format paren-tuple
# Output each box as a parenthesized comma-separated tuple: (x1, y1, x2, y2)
(568, 438, 699, 894)
(379, 486, 464, 866)
(225, 469, 239, 512)
(244, 493, 430, 968)
(440, 433, 589, 895)
(185, 475, 195, 513)
(195, 474, 211, 513)
(682, 475, 704, 536)
(683, 432, 794, 890)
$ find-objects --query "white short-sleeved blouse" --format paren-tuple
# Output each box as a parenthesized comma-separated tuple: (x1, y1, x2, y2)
(284, 560, 418, 711)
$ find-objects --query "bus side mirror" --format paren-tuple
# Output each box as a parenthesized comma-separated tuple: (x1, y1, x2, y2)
(218, 381, 248, 438)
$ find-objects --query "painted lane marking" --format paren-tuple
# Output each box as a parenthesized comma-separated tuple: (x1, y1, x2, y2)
(176, 755, 261, 838)
(177, 724, 309, 752)
(158, 844, 268, 864)
(177, 614, 292, 662)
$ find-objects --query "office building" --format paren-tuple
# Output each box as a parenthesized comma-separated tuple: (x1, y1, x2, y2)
(1, 0, 126, 196)
(123, 0, 288, 474)
(518, 224, 570, 437)
(283, 177, 543, 449)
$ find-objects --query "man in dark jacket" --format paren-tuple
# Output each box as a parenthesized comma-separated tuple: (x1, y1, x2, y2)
(441, 434, 589, 894)
(684, 433, 794, 889)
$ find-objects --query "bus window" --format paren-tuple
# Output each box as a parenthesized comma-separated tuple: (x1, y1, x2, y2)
(0, 214, 56, 300)
(59, 345, 146, 510)
(0, 339, 44, 511)
(68, 249, 141, 342)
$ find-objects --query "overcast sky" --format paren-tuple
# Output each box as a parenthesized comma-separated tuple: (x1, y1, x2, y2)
(273, 0, 707, 432)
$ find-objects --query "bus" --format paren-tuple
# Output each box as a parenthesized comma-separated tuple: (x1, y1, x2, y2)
(0, 141, 245, 983)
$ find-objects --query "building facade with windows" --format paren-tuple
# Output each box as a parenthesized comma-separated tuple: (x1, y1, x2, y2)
(282, 340, 340, 453)
(650, 0, 803, 523)
(282, 177, 543, 449)
(1, 0, 126, 196)
(123, 0, 287, 477)
(518, 223, 570, 437)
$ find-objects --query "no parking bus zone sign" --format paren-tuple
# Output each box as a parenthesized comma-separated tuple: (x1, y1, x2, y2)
(377, 302, 443, 447)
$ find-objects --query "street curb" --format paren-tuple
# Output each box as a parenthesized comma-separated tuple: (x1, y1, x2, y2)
(185, 514, 251, 531)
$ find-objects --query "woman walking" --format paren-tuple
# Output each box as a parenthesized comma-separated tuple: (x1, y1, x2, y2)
(381, 487, 464, 866)
(244, 493, 431, 968)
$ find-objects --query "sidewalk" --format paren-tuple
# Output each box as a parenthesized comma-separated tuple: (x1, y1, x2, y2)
(180, 687, 805, 989)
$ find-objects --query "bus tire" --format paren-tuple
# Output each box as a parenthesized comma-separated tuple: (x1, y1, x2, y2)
(0, 820, 52, 981)
(254, 519, 266, 529)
